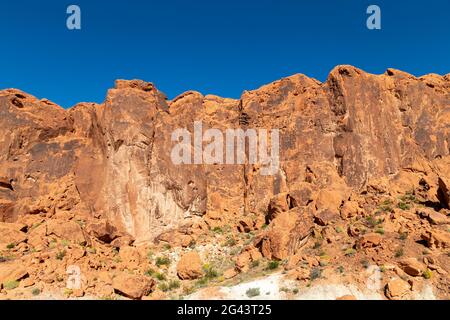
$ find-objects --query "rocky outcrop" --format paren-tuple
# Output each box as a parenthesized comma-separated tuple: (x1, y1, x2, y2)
(0, 66, 449, 299)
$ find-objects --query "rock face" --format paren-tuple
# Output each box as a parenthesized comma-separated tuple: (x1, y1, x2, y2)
(1, 66, 448, 245)
(0, 66, 449, 299)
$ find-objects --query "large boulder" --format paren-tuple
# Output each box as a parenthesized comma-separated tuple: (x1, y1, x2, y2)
(177, 251, 203, 280)
(112, 273, 155, 299)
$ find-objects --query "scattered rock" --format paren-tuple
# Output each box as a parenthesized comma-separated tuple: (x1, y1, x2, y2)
(177, 251, 203, 280)
(385, 278, 411, 300)
(357, 233, 382, 248)
(398, 258, 425, 277)
(112, 274, 155, 299)
(421, 230, 450, 249)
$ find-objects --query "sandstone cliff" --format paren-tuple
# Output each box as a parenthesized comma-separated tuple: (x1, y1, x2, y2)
(0, 65, 449, 299)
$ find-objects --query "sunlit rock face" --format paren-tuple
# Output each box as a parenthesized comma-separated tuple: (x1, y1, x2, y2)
(0, 67, 448, 244)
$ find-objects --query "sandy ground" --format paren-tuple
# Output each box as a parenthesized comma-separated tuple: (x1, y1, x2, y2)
(186, 272, 436, 300)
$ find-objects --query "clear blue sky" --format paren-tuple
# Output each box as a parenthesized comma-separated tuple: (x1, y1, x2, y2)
(0, 0, 449, 108)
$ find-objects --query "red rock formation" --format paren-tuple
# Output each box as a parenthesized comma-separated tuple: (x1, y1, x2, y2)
(1, 66, 448, 246)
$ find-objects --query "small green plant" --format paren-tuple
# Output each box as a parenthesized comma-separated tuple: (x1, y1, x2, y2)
(292, 288, 299, 294)
(423, 269, 433, 279)
(399, 232, 408, 240)
(6, 243, 15, 249)
(168, 279, 180, 290)
(163, 244, 171, 251)
(3, 280, 19, 290)
(280, 287, 290, 293)
(87, 247, 97, 254)
(31, 288, 41, 296)
(60, 239, 70, 247)
(310, 267, 322, 280)
(155, 272, 166, 281)
(56, 250, 66, 260)
(266, 260, 279, 270)
(361, 260, 369, 269)
(313, 241, 321, 249)
(375, 227, 385, 235)
(335, 226, 343, 233)
(203, 264, 218, 279)
(144, 268, 155, 277)
(158, 282, 169, 292)
(195, 277, 208, 287)
(261, 223, 268, 229)
(398, 202, 410, 211)
(225, 237, 237, 247)
(379, 199, 393, 212)
(212, 227, 223, 234)
(155, 256, 171, 267)
(246, 287, 260, 298)
(395, 248, 404, 258)
(337, 266, 344, 273)
(251, 260, 260, 268)
(366, 216, 383, 228)
(379, 265, 386, 273)
(344, 248, 356, 257)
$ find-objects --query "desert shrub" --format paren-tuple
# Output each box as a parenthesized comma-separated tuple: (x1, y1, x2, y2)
(423, 269, 433, 279)
(144, 268, 155, 277)
(168, 280, 180, 290)
(56, 250, 66, 260)
(344, 248, 356, 257)
(155, 272, 166, 281)
(398, 202, 410, 210)
(399, 232, 408, 240)
(203, 264, 218, 279)
(310, 267, 322, 280)
(395, 248, 404, 258)
(3, 280, 19, 290)
(246, 287, 260, 298)
(212, 227, 223, 234)
(155, 256, 171, 267)
(266, 260, 279, 270)
(31, 288, 41, 296)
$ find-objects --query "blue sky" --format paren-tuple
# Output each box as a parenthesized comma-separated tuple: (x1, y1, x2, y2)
(0, 0, 449, 108)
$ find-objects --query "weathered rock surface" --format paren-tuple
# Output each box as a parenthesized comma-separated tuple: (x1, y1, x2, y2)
(177, 251, 203, 280)
(0, 66, 449, 300)
(112, 273, 155, 299)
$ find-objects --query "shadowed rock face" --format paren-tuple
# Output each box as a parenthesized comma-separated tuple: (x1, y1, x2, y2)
(0, 66, 449, 244)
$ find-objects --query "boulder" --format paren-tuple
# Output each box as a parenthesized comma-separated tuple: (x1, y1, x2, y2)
(112, 274, 155, 299)
(0, 224, 27, 248)
(176, 251, 203, 280)
(118, 246, 141, 269)
(385, 278, 411, 300)
(398, 258, 425, 277)
(418, 208, 449, 225)
(46, 220, 86, 245)
(0, 263, 28, 285)
(357, 233, 382, 249)
(421, 230, 450, 249)
(86, 219, 120, 243)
